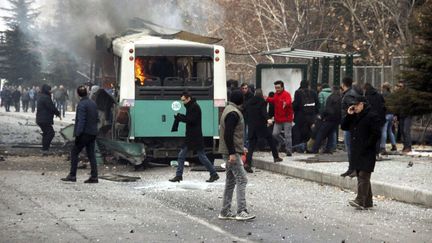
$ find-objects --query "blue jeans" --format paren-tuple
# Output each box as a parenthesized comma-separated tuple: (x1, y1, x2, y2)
(176, 145, 217, 177)
(311, 121, 338, 153)
(380, 114, 396, 149)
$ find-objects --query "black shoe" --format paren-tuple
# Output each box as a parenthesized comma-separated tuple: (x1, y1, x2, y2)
(169, 176, 183, 182)
(84, 177, 98, 183)
(340, 169, 354, 177)
(61, 175, 77, 182)
(349, 200, 365, 210)
(244, 166, 254, 173)
(273, 157, 283, 163)
(206, 174, 220, 182)
(286, 152, 292, 157)
(391, 145, 397, 151)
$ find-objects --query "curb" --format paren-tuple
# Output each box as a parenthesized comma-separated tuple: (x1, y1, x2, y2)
(254, 159, 432, 208)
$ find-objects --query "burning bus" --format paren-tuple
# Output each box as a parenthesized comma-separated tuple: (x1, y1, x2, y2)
(93, 21, 227, 167)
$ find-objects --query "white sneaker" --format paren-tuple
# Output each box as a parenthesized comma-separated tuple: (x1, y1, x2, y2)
(235, 211, 256, 221)
(218, 212, 236, 220)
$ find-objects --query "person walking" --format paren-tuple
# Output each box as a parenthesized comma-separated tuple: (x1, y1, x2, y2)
(266, 80, 294, 156)
(1, 86, 12, 112)
(341, 96, 381, 210)
(36, 84, 61, 155)
(21, 88, 30, 112)
(12, 87, 21, 112)
(218, 90, 255, 221)
(169, 92, 219, 183)
(61, 85, 99, 183)
(243, 89, 283, 173)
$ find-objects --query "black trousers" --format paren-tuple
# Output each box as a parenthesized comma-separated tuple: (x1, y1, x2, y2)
(246, 129, 278, 167)
(70, 134, 98, 178)
(38, 123, 55, 151)
(356, 171, 373, 207)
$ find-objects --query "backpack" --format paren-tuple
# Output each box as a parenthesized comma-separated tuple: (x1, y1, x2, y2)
(301, 90, 316, 114)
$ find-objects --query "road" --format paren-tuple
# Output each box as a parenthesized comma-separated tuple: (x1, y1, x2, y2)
(0, 154, 431, 242)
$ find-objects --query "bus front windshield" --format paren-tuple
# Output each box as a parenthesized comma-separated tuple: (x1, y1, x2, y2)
(135, 56, 213, 87)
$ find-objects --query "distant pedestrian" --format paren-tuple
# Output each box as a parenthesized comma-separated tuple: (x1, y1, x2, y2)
(266, 80, 294, 156)
(1, 86, 12, 112)
(218, 90, 255, 221)
(61, 85, 99, 183)
(29, 86, 37, 113)
(169, 92, 219, 183)
(12, 87, 21, 112)
(54, 85, 68, 118)
(393, 81, 413, 153)
(244, 89, 282, 173)
(21, 88, 30, 112)
(380, 82, 397, 153)
(341, 96, 381, 210)
(36, 84, 61, 154)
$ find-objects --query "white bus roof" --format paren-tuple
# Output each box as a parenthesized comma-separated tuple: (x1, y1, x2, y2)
(112, 33, 221, 57)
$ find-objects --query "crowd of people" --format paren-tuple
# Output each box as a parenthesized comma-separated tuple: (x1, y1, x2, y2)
(0, 84, 69, 116)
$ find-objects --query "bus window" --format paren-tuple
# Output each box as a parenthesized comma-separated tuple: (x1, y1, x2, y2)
(135, 56, 213, 87)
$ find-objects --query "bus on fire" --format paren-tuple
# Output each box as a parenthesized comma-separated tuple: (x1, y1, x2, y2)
(96, 30, 227, 166)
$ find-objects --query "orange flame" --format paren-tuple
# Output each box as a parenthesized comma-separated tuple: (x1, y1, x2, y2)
(135, 58, 146, 85)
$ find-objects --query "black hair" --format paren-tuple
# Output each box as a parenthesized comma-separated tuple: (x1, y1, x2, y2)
(230, 90, 243, 106)
(342, 77, 353, 88)
(322, 83, 330, 89)
(268, 91, 275, 97)
(300, 80, 309, 89)
(240, 82, 248, 88)
(274, 80, 284, 88)
(77, 85, 88, 97)
(181, 91, 191, 99)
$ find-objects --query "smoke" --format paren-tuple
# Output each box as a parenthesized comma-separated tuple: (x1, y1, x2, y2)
(34, 0, 224, 72)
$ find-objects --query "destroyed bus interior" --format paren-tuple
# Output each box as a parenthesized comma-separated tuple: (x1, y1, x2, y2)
(134, 56, 214, 100)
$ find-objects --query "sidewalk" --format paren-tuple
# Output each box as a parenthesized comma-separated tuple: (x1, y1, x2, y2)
(252, 150, 432, 207)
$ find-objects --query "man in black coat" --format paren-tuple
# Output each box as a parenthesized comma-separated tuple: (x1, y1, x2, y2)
(169, 92, 219, 183)
(311, 86, 342, 153)
(341, 96, 381, 210)
(243, 89, 282, 173)
(340, 77, 363, 177)
(292, 80, 319, 146)
(36, 84, 61, 154)
(62, 85, 99, 183)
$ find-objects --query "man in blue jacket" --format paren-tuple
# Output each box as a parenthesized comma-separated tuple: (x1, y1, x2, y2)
(62, 85, 99, 183)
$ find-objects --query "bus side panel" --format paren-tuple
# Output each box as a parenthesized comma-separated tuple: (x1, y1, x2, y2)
(131, 100, 217, 137)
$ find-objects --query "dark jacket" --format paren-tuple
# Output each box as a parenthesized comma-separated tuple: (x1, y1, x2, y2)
(244, 95, 269, 138)
(341, 106, 381, 172)
(364, 87, 386, 124)
(36, 84, 60, 125)
(176, 98, 204, 150)
(12, 90, 21, 102)
(341, 86, 361, 119)
(74, 96, 99, 137)
(322, 93, 342, 122)
(293, 88, 319, 123)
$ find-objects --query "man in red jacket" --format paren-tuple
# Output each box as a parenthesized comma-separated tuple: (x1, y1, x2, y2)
(266, 80, 294, 156)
